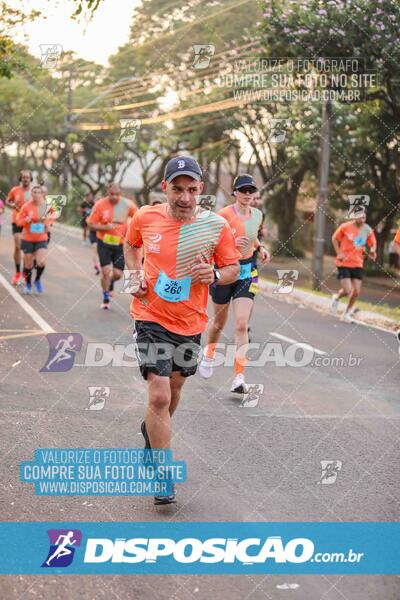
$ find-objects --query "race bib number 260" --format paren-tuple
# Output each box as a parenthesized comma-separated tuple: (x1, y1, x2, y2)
(154, 271, 191, 302)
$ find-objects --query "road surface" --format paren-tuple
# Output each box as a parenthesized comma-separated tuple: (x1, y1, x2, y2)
(0, 221, 399, 599)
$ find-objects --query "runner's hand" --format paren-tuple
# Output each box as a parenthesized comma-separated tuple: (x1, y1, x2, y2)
(131, 278, 147, 298)
(235, 236, 249, 249)
(337, 252, 345, 261)
(190, 254, 214, 285)
(259, 246, 270, 264)
(25, 215, 32, 223)
(369, 250, 377, 261)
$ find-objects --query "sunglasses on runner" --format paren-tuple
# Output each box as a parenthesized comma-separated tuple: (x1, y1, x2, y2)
(237, 186, 257, 194)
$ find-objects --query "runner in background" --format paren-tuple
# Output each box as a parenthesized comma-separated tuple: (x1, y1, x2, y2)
(331, 206, 377, 322)
(78, 192, 95, 246)
(87, 183, 137, 309)
(88, 214, 101, 276)
(16, 185, 54, 295)
(6, 169, 33, 285)
(199, 174, 270, 393)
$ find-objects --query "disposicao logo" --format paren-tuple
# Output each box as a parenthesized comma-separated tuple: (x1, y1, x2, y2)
(41, 529, 82, 568)
(83, 536, 314, 564)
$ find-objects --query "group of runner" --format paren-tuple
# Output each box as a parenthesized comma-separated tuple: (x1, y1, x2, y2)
(3, 159, 399, 504)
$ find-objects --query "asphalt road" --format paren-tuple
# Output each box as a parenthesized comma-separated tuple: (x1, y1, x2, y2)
(0, 221, 399, 599)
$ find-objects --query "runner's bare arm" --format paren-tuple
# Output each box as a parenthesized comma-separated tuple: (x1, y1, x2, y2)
(123, 240, 146, 296)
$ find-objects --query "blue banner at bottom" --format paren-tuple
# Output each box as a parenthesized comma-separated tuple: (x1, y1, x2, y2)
(0, 522, 398, 574)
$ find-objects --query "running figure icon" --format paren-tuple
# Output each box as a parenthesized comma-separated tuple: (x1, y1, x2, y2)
(45, 531, 77, 566)
(45, 335, 76, 371)
(40, 333, 83, 373)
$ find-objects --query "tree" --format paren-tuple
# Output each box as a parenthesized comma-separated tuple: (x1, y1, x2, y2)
(260, 0, 400, 261)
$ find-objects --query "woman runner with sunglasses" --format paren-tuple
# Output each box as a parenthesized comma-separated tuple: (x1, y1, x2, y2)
(199, 174, 270, 392)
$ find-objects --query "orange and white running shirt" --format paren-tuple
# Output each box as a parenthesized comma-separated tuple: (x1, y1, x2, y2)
(333, 221, 376, 268)
(217, 204, 263, 260)
(126, 203, 240, 336)
(16, 201, 55, 242)
(7, 186, 31, 224)
(87, 197, 137, 244)
(394, 228, 400, 245)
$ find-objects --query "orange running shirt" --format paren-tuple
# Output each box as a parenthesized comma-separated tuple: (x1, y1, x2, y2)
(87, 197, 137, 243)
(17, 201, 55, 242)
(126, 204, 240, 335)
(333, 221, 376, 268)
(218, 204, 263, 259)
(394, 228, 400, 244)
(7, 186, 31, 224)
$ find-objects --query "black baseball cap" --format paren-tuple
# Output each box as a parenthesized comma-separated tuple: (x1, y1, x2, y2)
(164, 156, 203, 183)
(233, 174, 258, 191)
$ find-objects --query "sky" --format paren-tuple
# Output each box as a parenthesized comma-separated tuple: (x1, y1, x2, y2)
(10, 0, 141, 66)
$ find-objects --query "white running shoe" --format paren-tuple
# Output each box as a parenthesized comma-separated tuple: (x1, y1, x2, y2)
(341, 311, 352, 323)
(331, 294, 340, 314)
(230, 373, 248, 394)
(199, 355, 214, 379)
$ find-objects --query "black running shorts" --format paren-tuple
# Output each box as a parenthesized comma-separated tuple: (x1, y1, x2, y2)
(210, 257, 258, 304)
(133, 320, 201, 380)
(337, 266, 363, 280)
(21, 240, 48, 253)
(97, 238, 124, 269)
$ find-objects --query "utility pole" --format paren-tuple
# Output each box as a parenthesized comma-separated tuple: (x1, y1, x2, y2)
(62, 69, 72, 195)
(312, 96, 332, 290)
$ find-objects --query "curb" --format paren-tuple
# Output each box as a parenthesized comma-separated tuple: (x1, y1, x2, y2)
(259, 279, 399, 333)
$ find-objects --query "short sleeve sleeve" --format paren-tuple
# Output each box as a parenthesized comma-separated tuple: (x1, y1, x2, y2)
(333, 224, 344, 241)
(213, 221, 240, 267)
(87, 203, 100, 226)
(126, 210, 143, 247)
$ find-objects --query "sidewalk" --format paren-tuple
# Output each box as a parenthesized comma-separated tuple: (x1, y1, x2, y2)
(259, 252, 400, 310)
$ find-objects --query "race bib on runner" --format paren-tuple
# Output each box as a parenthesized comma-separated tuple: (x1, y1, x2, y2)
(154, 271, 191, 303)
(239, 262, 252, 280)
(30, 222, 45, 233)
(103, 233, 121, 245)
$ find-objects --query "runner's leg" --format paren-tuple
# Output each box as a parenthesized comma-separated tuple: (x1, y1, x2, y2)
(204, 302, 230, 358)
(169, 371, 186, 417)
(145, 373, 172, 449)
(347, 278, 362, 312)
(232, 296, 253, 377)
(340, 278, 353, 310)
(13, 233, 21, 269)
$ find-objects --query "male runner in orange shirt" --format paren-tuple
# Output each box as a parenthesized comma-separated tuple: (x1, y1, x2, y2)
(331, 206, 376, 322)
(124, 156, 240, 504)
(6, 169, 33, 285)
(87, 183, 137, 309)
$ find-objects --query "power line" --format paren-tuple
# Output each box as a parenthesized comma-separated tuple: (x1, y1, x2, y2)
(72, 41, 262, 114)
(77, 93, 254, 130)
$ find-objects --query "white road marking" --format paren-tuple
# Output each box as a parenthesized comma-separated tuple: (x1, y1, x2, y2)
(269, 332, 327, 356)
(0, 272, 54, 334)
(0, 331, 47, 341)
(55, 244, 68, 252)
